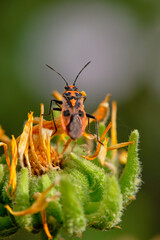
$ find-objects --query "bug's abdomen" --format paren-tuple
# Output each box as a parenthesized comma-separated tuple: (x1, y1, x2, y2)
(66, 113, 85, 139)
(61, 110, 86, 140)
(61, 96, 86, 139)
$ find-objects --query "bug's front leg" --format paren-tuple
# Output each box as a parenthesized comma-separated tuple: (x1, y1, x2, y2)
(86, 113, 102, 144)
(42, 99, 62, 135)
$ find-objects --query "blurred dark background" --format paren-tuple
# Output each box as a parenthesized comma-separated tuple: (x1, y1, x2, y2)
(0, 1, 160, 240)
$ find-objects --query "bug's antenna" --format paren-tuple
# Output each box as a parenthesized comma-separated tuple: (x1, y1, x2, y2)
(46, 64, 69, 86)
(73, 61, 91, 86)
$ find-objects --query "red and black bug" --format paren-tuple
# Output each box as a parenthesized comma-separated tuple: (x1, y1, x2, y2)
(44, 61, 100, 141)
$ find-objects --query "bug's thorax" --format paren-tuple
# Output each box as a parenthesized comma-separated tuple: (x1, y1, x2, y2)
(62, 86, 84, 108)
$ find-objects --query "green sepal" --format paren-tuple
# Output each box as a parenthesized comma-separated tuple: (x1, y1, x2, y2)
(0, 164, 5, 185)
(41, 174, 63, 225)
(13, 168, 33, 231)
(60, 175, 86, 236)
(0, 154, 10, 165)
(29, 176, 44, 231)
(86, 175, 123, 229)
(84, 202, 100, 214)
(0, 226, 18, 237)
(0, 216, 18, 236)
(0, 164, 5, 202)
(65, 153, 106, 202)
(119, 130, 141, 206)
(0, 216, 14, 230)
(64, 168, 90, 208)
(29, 172, 63, 234)
(1, 169, 11, 204)
(0, 203, 7, 216)
(46, 169, 60, 187)
(98, 122, 106, 138)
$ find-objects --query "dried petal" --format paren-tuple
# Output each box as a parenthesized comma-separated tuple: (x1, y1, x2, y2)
(18, 112, 33, 168)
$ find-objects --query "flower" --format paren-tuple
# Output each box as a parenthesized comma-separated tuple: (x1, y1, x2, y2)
(0, 92, 141, 239)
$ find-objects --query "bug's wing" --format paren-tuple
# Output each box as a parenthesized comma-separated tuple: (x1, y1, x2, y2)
(66, 114, 83, 139)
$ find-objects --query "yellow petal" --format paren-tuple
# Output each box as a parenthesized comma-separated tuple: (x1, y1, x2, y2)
(107, 141, 134, 151)
(5, 182, 59, 216)
(0, 142, 10, 169)
(24, 140, 32, 175)
(42, 128, 53, 165)
(119, 149, 128, 165)
(41, 210, 53, 239)
(0, 125, 11, 145)
(52, 90, 62, 101)
(7, 135, 18, 197)
(111, 101, 117, 158)
(32, 116, 64, 137)
(60, 138, 72, 155)
(98, 138, 108, 166)
(39, 104, 53, 166)
(92, 93, 110, 123)
(83, 132, 96, 140)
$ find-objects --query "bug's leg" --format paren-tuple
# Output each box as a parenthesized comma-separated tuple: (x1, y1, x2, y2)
(87, 117, 90, 133)
(54, 100, 63, 108)
(42, 100, 62, 135)
(86, 113, 103, 144)
(42, 99, 62, 135)
(43, 99, 62, 117)
(87, 117, 93, 135)
(50, 108, 62, 136)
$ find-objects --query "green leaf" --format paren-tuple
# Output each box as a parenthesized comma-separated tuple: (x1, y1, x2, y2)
(64, 168, 90, 208)
(119, 130, 141, 206)
(41, 174, 63, 225)
(65, 153, 106, 202)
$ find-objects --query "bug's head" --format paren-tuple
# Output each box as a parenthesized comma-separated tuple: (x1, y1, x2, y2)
(46, 61, 91, 90)
(64, 85, 78, 91)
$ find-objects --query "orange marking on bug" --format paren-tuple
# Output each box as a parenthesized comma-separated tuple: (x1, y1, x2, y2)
(70, 98, 76, 107)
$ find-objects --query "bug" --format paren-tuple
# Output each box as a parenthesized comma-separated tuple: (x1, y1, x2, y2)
(44, 61, 100, 142)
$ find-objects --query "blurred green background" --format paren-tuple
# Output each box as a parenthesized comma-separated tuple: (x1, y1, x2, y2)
(0, 1, 160, 240)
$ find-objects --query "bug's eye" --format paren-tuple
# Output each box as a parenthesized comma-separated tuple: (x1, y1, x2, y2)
(63, 110, 70, 117)
(78, 110, 84, 117)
